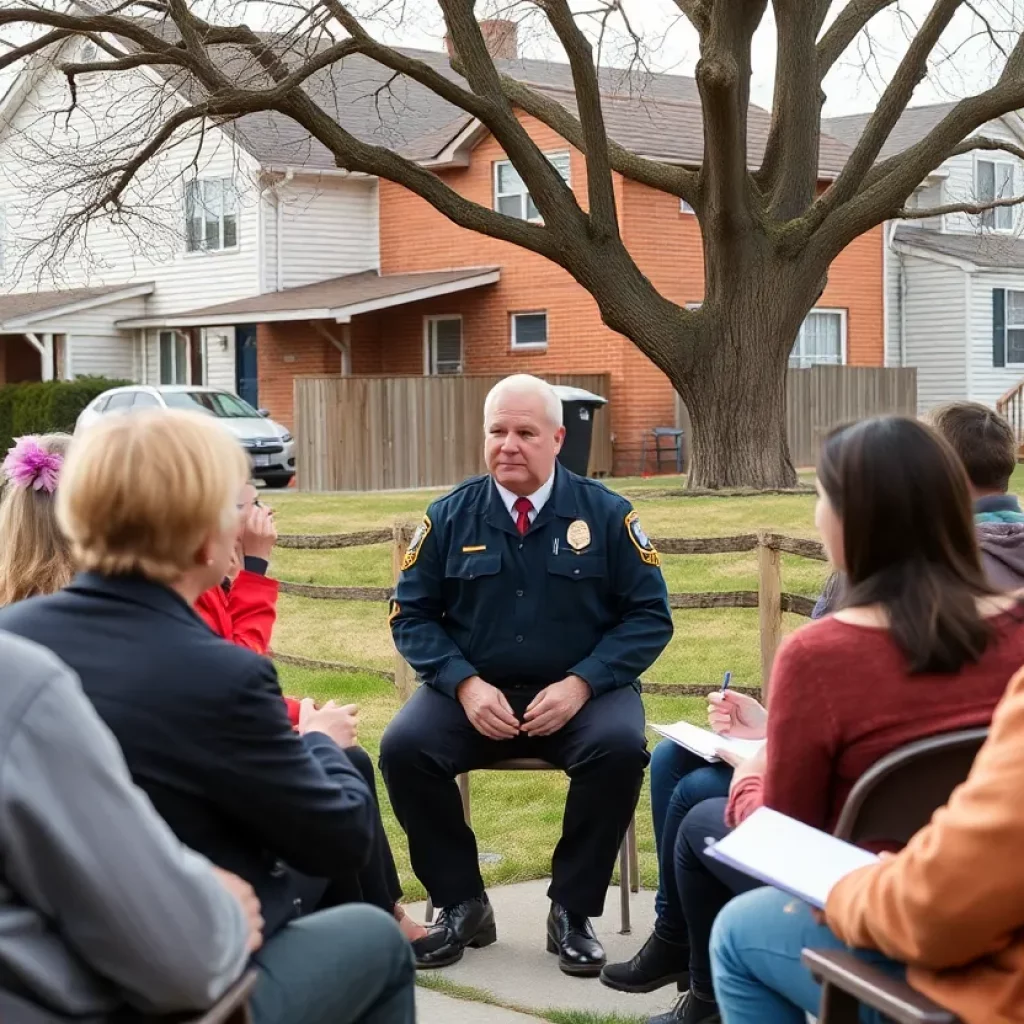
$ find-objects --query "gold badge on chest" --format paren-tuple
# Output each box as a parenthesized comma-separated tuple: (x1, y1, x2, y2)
(566, 519, 591, 551)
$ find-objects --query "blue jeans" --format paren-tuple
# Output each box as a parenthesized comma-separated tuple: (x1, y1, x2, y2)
(710, 887, 904, 1024)
(650, 741, 732, 942)
(250, 904, 415, 1024)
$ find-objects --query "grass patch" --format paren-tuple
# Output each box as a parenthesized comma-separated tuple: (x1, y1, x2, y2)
(266, 468, 1024, 912)
(416, 974, 648, 1024)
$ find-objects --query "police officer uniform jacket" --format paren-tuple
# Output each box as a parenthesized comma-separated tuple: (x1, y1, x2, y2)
(390, 464, 673, 697)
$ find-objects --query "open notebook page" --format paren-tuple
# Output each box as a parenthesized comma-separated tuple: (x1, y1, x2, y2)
(651, 720, 764, 763)
(704, 807, 880, 909)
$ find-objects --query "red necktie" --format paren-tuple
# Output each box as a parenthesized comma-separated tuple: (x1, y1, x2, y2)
(513, 497, 533, 536)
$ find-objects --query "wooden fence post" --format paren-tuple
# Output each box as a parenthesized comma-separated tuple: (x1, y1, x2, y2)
(392, 522, 417, 702)
(757, 531, 782, 703)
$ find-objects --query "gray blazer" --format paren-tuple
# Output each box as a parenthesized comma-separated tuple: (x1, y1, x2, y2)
(0, 631, 248, 1022)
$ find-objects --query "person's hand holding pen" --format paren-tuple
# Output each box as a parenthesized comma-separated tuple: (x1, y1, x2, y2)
(707, 671, 769, 740)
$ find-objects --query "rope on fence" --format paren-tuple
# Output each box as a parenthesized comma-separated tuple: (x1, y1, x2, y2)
(268, 650, 761, 699)
(275, 528, 827, 560)
(271, 527, 829, 701)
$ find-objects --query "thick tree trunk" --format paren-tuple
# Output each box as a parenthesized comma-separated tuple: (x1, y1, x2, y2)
(680, 346, 796, 490)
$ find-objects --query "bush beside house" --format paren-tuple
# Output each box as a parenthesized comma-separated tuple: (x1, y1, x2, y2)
(0, 377, 131, 455)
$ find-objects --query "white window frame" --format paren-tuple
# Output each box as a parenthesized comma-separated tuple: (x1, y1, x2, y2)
(493, 151, 571, 222)
(184, 176, 239, 254)
(423, 315, 464, 376)
(680, 199, 695, 215)
(510, 311, 549, 351)
(1005, 289, 1024, 368)
(157, 329, 189, 385)
(790, 308, 847, 369)
(974, 155, 1016, 233)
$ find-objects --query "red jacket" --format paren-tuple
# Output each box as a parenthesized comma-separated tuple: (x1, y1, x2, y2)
(195, 569, 301, 726)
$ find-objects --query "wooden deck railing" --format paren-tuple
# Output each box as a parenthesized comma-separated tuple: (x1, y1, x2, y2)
(273, 527, 827, 702)
(997, 378, 1024, 447)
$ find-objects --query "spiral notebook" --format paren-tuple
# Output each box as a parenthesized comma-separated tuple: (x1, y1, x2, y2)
(651, 720, 764, 763)
(704, 807, 880, 909)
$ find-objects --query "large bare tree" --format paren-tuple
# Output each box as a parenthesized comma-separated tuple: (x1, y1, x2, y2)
(1, 0, 1023, 487)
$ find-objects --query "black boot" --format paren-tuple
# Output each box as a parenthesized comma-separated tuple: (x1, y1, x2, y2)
(546, 902, 606, 977)
(412, 894, 496, 969)
(648, 989, 721, 1024)
(601, 929, 689, 993)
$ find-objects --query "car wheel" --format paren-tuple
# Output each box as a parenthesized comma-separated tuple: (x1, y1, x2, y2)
(262, 474, 294, 489)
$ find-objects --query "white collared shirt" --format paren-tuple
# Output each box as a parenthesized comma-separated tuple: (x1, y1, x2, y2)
(493, 470, 556, 526)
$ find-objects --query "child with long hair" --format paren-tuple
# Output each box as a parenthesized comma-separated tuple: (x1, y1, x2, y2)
(0, 434, 74, 606)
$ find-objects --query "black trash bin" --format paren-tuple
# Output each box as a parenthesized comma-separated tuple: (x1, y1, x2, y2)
(552, 385, 608, 476)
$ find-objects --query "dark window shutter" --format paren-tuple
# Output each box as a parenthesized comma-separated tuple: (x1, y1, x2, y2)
(994, 289, 1007, 368)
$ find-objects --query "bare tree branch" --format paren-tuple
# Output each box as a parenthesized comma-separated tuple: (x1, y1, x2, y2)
(536, 0, 618, 237)
(495, 75, 699, 203)
(669, 0, 710, 34)
(898, 192, 1024, 218)
(756, 0, 826, 218)
(949, 133, 1024, 161)
(811, 0, 964, 228)
(816, 0, 900, 76)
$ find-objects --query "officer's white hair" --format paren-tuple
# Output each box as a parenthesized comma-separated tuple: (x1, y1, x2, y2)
(483, 375, 563, 429)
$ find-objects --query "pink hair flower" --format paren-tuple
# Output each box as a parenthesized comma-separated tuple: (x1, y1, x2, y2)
(2, 437, 63, 494)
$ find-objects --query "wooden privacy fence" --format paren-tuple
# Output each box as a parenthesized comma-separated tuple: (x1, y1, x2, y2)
(295, 373, 613, 492)
(272, 526, 828, 702)
(675, 366, 918, 471)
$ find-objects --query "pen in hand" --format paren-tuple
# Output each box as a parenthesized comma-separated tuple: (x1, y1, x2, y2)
(721, 671, 732, 694)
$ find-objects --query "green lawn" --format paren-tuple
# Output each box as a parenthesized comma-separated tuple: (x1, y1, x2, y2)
(268, 467, 1024, 905)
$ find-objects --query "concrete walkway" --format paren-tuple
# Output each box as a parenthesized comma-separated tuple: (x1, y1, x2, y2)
(409, 880, 679, 1020)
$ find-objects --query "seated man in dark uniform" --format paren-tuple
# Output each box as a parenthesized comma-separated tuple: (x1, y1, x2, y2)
(381, 374, 673, 977)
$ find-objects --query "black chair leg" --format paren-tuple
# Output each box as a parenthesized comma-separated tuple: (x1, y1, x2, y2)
(819, 980, 865, 1024)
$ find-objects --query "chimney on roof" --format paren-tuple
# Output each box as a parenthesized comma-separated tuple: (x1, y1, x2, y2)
(445, 19, 518, 61)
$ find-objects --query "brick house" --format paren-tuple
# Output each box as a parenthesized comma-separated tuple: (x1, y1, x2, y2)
(0, 24, 883, 476)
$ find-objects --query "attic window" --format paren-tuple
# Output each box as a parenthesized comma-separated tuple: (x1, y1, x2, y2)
(185, 177, 239, 253)
(494, 152, 570, 221)
(79, 39, 98, 62)
(977, 158, 1015, 232)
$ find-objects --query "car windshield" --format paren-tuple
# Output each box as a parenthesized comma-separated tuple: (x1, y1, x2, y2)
(162, 391, 260, 419)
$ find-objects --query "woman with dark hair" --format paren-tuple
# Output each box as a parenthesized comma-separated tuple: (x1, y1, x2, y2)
(638, 417, 1024, 1024)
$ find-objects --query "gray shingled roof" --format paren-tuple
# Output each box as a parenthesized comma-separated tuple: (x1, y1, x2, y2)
(0, 283, 151, 325)
(149, 33, 850, 177)
(893, 225, 1024, 268)
(118, 268, 500, 325)
(822, 102, 959, 160)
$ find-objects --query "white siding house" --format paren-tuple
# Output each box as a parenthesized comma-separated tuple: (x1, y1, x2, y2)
(0, 36, 380, 397)
(826, 104, 1024, 416)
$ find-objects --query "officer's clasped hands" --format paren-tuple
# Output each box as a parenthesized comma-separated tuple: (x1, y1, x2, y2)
(456, 676, 520, 739)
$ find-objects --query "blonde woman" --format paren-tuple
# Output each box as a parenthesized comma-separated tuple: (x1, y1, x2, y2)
(0, 411, 414, 1024)
(0, 433, 74, 605)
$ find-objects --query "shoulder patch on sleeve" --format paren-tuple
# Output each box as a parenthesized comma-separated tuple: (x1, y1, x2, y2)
(625, 511, 660, 567)
(401, 515, 432, 571)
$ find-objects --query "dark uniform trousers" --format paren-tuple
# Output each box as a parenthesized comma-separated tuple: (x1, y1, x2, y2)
(380, 466, 673, 919)
(380, 681, 648, 917)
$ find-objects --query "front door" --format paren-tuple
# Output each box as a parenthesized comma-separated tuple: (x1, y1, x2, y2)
(235, 324, 258, 407)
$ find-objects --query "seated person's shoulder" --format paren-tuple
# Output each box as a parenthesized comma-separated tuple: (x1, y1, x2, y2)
(432, 474, 490, 515)
(0, 630, 74, 705)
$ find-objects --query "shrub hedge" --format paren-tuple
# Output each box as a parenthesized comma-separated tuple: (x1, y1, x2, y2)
(0, 377, 132, 455)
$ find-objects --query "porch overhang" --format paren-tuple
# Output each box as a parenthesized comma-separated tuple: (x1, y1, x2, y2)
(117, 268, 501, 330)
(0, 282, 155, 332)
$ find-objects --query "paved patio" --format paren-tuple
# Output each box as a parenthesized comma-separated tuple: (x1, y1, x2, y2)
(410, 880, 678, 1021)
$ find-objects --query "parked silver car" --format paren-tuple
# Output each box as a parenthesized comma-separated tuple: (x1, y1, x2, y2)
(75, 386, 296, 488)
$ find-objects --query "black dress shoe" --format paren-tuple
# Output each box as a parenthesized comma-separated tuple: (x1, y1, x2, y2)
(412, 894, 497, 969)
(648, 989, 721, 1024)
(600, 929, 689, 993)
(545, 902, 606, 977)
